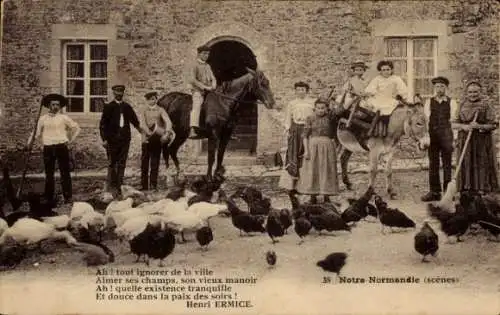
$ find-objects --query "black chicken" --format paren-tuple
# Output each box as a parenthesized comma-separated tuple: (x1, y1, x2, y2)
(266, 250, 277, 266)
(1, 167, 23, 211)
(472, 195, 500, 241)
(248, 197, 272, 216)
(233, 186, 264, 203)
(266, 210, 285, 243)
(374, 195, 416, 233)
(414, 221, 439, 262)
(196, 226, 214, 250)
(341, 186, 375, 225)
(316, 252, 348, 278)
(129, 222, 156, 263)
(0, 236, 27, 269)
(222, 194, 266, 236)
(279, 208, 293, 234)
(294, 210, 312, 244)
(74, 241, 115, 266)
(165, 186, 185, 201)
(308, 211, 351, 235)
(147, 226, 176, 267)
(366, 203, 378, 219)
(427, 202, 469, 242)
(289, 193, 337, 217)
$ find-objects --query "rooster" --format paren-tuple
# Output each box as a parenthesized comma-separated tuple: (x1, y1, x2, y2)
(374, 195, 415, 233)
(414, 221, 439, 262)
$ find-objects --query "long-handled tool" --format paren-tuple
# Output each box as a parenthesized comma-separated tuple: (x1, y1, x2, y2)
(439, 111, 479, 207)
(16, 100, 44, 199)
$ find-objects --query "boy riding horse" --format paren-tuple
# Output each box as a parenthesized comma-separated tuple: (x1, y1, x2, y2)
(188, 45, 217, 139)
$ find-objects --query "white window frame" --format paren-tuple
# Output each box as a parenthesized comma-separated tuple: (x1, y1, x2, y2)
(384, 37, 438, 99)
(62, 40, 108, 113)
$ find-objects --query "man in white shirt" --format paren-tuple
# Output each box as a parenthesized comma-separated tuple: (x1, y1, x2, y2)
(27, 94, 81, 204)
(421, 76, 458, 202)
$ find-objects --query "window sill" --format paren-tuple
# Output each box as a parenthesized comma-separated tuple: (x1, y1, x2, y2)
(65, 112, 102, 128)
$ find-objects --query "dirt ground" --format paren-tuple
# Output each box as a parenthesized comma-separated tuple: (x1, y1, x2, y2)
(1, 170, 499, 315)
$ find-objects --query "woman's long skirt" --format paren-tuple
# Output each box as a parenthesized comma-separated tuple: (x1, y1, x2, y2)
(296, 136, 339, 195)
(456, 130, 499, 193)
(278, 122, 304, 190)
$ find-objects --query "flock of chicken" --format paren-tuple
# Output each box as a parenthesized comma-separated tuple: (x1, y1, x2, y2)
(0, 165, 499, 279)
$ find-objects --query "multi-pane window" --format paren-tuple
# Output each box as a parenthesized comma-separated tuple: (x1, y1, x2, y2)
(384, 37, 438, 98)
(63, 41, 108, 112)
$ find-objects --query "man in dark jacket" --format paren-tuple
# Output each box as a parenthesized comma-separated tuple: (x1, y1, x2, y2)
(100, 85, 144, 197)
(421, 76, 458, 202)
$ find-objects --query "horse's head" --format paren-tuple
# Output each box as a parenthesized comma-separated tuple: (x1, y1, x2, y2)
(403, 102, 430, 150)
(246, 67, 275, 109)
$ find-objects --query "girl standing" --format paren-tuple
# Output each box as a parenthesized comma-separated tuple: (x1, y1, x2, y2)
(296, 99, 340, 203)
(278, 82, 315, 196)
(27, 94, 81, 204)
(453, 81, 499, 194)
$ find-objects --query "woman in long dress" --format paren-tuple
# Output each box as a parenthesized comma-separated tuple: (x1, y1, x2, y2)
(296, 99, 340, 203)
(278, 82, 315, 197)
(453, 81, 499, 194)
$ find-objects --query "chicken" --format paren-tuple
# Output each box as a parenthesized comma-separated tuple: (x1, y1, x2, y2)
(1, 167, 23, 212)
(472, 195, 500, 241)
(316, 252, 348, 278)
(233, 186, 264, 203)
(74, 241, 115, 266)
(414, 221, 439, 262)
(294, 210, 312, 244)
(366, 203, 378, 219)
(374, 195, 416, 233)
(279, 208, 293, 234)
(289, 193, 337, 217)
(266, 210, 285, 243)
(221, 193, 265, 236)
(427, 202, 469, 242)
(308, 211, 351, 235)
(130, 222, 176, 267)
(266, 250, 277, 266)
(0, 218, 78, 246)
(0, 235, 26, 269)
(196, 226, 213, 250)
(41, 215, 70, 230)
(341, 186, 375, 225)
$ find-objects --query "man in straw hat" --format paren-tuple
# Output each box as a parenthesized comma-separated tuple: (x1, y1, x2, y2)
(188, 44, 217, 139)
(27, 93, 81, 204)
(100, 85, 145, 198)
(139, 91, 174, 191)
(421, 76, 458, 202)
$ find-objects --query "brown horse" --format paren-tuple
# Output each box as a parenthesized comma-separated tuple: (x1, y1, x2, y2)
(337, 102, 430, 199)
(156, 68, 275, 181)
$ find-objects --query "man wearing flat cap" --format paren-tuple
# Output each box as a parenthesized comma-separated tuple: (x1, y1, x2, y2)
(100, 85, 145, 198)
(139, 91, 174, 191)
(188, 45, 217, 139)
(421, 76, 459, 202)
(27, 93, 81, 204)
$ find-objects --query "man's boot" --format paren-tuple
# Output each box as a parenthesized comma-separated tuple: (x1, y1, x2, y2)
(421, 191, 441, 202)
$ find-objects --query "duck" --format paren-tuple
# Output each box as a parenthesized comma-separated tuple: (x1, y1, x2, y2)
(374, 195, 416, 233)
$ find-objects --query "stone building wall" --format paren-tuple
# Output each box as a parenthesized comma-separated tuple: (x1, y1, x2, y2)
(0, 0, 498, 173)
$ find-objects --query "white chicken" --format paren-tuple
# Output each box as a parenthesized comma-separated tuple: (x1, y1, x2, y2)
(41, 215, 70, 230)
(187, 202, 227, 225)
(115, 215, 165, 240)
(0, 218, 78, 246)
(70, 202, 95, 219)
(105, 198, 134, 217)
